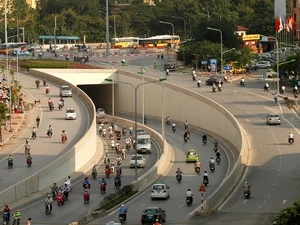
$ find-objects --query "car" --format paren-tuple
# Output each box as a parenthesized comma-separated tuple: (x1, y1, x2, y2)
(265, 69, 278, 78)
(130, 154, 146, 168)
(65, 108, 76, 120)
(164, 62, 176, 71)
(96, 108, 105, 118)
(136, 128, 146, 135)
(255, 61, 271, 69)
(60, 85, 72, 97)
(150, 183, 170, 200)
(266, 113, 281, 125)
(186, 149, 199, 162)
(206, 76, 223, 85)
(141, 207, 166, 224)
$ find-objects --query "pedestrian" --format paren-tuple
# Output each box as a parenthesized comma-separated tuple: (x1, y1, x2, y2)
(36, 116, 40, 128)
(161, 53, 164, 60)
(26, 217, 32, 225)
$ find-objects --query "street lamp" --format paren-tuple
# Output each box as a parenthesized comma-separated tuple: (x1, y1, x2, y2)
(105, 78, 167, 180)
(207, 27, 223, 75)
(221, 48, 236, 74)
(159, 21, 175, 36)
(105, 0, 109, 57)
(202, 8, 210, 19)
(171, 16, 186, 41)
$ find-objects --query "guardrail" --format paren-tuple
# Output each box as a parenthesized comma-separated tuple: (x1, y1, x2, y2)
(0, 69, 97, 208)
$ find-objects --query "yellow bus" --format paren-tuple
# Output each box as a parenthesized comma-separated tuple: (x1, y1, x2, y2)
(111, 37, 140, 48)
(139, 35, 180, 49)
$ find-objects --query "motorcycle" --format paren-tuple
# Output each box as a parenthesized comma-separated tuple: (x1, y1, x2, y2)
(197, 82, 201, 87)
(293, 89, 299, 94)
(240, 81, 245, 86)
(58, 103, 63, 110)
(105, 168, 110, 178)
(3, 212, 9, 225)
(280, 88, 285, 93)
(210, 163, 215, 172)
(216, 156, 221, 164)
(195, 167, 200, 175)
(166, 120, 170, 125)
(57, 194, 65, 205)
(62, 134, 67, 143)
(176, 174, 182, 183)
(214, 146, 218, 152)
(27, 157, 32, 167)
(289, 138, 294, 144)
(25, 145, 30, 155)
(52, 189, 58, 200)
(12, 218, 20, 225)
(32, 131, 37, 139)
(202, 138, 207, 145)
(100, 183, 106, 194)
(203, 177, 209, 186)
(186, 196, 193, 206)
(212, 86, 216, 92)
(192, 74, 196, 81)
(119, 214, 126, 224)
(47, 129, 53, 137)
(244, 190, 251, 199)
(92, 170, 97, 179)
(184, 136, 188, 143)
(264, 86, 270, 91)
(83, 193, 90, 204)
(45, 203, 51, 214)
(218, 86, 222, 92)
(8, 159, 13, 169)
(172, 126, 176, 132)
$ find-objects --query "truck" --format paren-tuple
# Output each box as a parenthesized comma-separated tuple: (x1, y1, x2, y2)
(136, 134, 152, 154)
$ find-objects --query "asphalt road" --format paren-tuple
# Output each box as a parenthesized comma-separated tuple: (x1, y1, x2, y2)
(107, 57, 300, 225)
(0, 71, 89, 191)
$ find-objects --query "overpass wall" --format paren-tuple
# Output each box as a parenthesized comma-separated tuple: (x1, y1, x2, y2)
(0, 69, 97, 207)
(112, 70, 248, 211)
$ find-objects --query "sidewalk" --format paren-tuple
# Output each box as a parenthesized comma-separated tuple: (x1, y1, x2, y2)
(0, 112, 25, 147)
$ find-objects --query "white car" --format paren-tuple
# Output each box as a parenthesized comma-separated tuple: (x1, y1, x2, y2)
(65, 108, 76, 120)
(266, 113, 281, 125)
(150, 183, 170, 200)
(96, 108, 105, 118)
(255, 61, 271, 69)
(130, 154, 146, 168)
(265, 69, 278, 78)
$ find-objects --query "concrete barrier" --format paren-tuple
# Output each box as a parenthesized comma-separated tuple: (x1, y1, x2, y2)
(0, 69, 97, 208)
(111, 70, 249, 212)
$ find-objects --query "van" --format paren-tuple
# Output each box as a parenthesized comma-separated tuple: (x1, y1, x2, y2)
(136, 134, 151, 154)
(59, 85, 72, 97)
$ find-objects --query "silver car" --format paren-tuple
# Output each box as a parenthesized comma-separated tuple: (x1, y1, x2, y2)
(130, 154, 146, 168)
(266, 113, 281, 125)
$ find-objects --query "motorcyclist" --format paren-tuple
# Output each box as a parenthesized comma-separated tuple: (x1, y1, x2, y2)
(3, 205, 11, 222)
(166, 116, 170, 124)
(192, 70, 196, 81)
(288, 131, 294, 143)
(197, 79, 202, 87)
(58, 99, 64, 109)
(186, 188, 193, 203)
(203, 171, 209, 184)
(45, 84, 50, 94)
(202, 134, 207, 143)
(274, 92, 279, 103)
(194, 160, 201, 170)
(92, 165, 97, 177)
(7, 154, 13, 165)
(51, 183, 59, 199)
(63, 183, 69, 200)
(12, 210, 21, 224)
(240, 77, 245, 85)
(176, 167, 182, 180)
(61, 130, 67, 142)
(82, 185, 90, 200)
(184, 129, 190, 138)
(218, 82, 222, 91)
(24, 140, 30, 154)
(280, 85, 286, 93)
(47, 125, 53, 136)
(216, 150, 221, 158)
(119, 204, 127, 221)
(104, 153, 110, 166)
(265, 82, 269, 90)
(83, 176, 91, 189)
(184, 121, 188, 130)
(209, 157, 215, 166)
(243, 181, 251, 194)
(45, 194, 53, 212)
(36, 116, 40, 127)
(31, 127, 37, 138)
(294, 85, 298, 93)
(99, 177, 107, 192)
(27, 152, 32, 163)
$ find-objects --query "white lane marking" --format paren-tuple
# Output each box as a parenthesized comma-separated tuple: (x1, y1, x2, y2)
(243, 200, 248, 204)
(178, 203, 185, 208)
(283, 200, 287, 204)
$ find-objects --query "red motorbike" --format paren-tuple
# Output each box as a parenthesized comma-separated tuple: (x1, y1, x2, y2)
(62, 134, 67, 143)
(105, 168, 110, 178)
(57, 193, 65, 205)
(100, 183, 106, 194)
(83, 192, 90, 204)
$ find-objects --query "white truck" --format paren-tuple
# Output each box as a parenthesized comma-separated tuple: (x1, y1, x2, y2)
(136, 134, 152, 154)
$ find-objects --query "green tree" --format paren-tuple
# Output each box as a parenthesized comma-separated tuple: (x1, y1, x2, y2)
(0, 103, 8, 142)
(272, 200, 300, 225)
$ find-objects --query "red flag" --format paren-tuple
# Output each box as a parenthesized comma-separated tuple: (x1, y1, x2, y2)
(275, 17, 283, 33)
(286, 17, 290, 32)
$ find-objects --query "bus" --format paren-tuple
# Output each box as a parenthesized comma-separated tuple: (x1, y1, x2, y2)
(111, 37, 140, 48)
(139, 35, 180, 49)
(0, 42, 27, 55)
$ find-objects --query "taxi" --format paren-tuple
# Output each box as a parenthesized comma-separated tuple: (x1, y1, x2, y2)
(186, 149, 199, 162)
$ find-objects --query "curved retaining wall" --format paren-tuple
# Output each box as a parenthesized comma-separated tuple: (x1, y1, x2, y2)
(0, 69, 97, 207)
(112, 70, 249, 212)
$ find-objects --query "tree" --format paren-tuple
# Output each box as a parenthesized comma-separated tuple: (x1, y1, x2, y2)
(272, 200, 300, 225)
(0, 103, 8, 142)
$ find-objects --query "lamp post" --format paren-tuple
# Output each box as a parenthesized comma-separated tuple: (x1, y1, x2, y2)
(105, 78, 167, 180)
(171, 16, 186, 41)
(105, 0, 109, 57)
(159, 21, 175, 36)
(221, 48, 236, 75)
(207, 27, 223, 75)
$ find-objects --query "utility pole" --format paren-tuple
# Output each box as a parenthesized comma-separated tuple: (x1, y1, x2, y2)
(105, 0, 110, 57)
(54, 15, 57, 49)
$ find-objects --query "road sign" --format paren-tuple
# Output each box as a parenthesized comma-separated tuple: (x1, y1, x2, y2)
(198, 184, 206, 192)
(223, 65, 232, 71)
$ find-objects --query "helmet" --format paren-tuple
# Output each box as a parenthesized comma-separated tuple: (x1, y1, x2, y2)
(156, 219, 159, 222)
(188, 189, 191, 191)
(5, 205, 8, 207)
(9, 154, 12, 157)
(121, 204, 124, 207)
(47, 194, 50, 197)
(196, 160, 199, 162)
(204, 171, 207, 173)
(211, 157, 213, 159)
(245, 181, 248, 185)
(85, 176, 88, 179)
(290, 131, 292, 134)
(177, 168, 180, 170)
